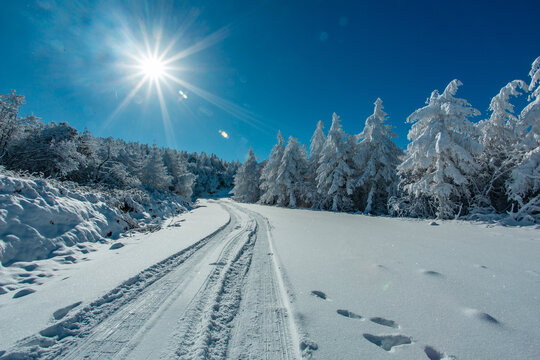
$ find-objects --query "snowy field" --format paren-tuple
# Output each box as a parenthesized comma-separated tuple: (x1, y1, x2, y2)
(234, 201, 540, 359)
(1, 199, 539, 359)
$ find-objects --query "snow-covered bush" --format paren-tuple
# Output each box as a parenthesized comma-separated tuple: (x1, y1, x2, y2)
(0, 172, 127, 265)
(0, 170, 190, 266)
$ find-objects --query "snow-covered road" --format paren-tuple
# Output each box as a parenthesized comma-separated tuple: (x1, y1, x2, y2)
(1, 201, 300, 359)
(2, 199, 539, 359)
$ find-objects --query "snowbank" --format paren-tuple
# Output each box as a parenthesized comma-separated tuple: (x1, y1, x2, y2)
(0, 173, 129, 266)
(0, 170, 191, 297)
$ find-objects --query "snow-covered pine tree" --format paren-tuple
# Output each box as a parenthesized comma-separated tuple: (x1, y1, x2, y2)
(259, 131, 285, 205)
(316, 113, 356, 211)
(355, 98, 402, 214)
(138, 146, 172, 192)
(232, 147, 260, 203)
(508, 56, 540, 223)
(473, 80, 527, 214)
(162, 149, 196, 201)
(394, 80, 481, 219)
(306, 120, 326, 208)
(275, 136, 309, 207)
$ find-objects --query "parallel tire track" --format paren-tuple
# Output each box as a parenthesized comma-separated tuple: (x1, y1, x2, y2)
(175, 219, 258, 359)
(0, 206, 235, 360)
(1, 201, 301, 360)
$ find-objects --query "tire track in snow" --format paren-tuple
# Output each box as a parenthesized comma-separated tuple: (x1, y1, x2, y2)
(226, 205, 300, 360)
(174, 216, 258, 359)
(1, 202, 302, 360)
(0, 203, 237, 360)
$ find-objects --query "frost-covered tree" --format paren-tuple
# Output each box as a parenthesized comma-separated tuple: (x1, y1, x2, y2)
(259, 131, 285, 205)
(6, 122, 84, 178)
(473, 80, 527, 214)
(356, 98, 402, 214)
(275, 136, 309, 207)
(163, 149, 196, 201)
(306, 120, 326, 208)
(232, 147, 260, 203)
(394, 80, 481, 219)
(138, 146, 172, 192)
(316, 113, 356, 211)
(0, 91, 28, 159)
(508, 56, 540, 223)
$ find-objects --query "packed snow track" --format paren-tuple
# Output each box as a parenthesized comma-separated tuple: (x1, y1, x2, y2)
(0, 201, 300, 360)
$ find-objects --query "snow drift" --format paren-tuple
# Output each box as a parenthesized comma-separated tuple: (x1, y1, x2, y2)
(0, 170, 188, 266)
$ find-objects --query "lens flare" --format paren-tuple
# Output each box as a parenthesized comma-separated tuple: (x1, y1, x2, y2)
(178, 90, 188, 102)
(219, 130, 229, 139)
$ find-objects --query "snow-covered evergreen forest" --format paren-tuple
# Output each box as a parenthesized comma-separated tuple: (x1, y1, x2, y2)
(0, 91, 239, 200)
(233, 56, 540, 224)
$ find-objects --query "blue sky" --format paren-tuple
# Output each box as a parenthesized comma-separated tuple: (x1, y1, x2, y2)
(1, 0, 539, 161)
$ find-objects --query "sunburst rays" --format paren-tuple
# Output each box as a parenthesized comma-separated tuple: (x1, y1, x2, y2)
(105, 13, 269, 148)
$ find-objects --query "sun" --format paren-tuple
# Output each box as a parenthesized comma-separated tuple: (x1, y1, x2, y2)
(138, 55, 166, 80)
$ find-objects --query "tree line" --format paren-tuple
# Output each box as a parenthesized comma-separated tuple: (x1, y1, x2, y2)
(232, 56, 540, 223)
(0, 93, 239, 201)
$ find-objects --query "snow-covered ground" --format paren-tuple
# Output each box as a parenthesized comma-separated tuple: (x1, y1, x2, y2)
(1, 199, 539, 359)
(0, 199, 229, 352)
(0, 171, 193, 298)
(234, 201, 540, 359)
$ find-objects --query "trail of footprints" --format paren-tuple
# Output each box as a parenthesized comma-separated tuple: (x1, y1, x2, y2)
(308, 263, 508, 358)
(310, 266, 465, 359)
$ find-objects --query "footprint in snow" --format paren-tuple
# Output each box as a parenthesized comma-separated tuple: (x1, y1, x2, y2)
(337, 309, 363, 319)
(463, 308, 500, 325)
(23, 263, 39, 271)
(53, 301, 82, 320)
(421, 269, 444, 277)
(474, 264, 488, 269)
(424, 345, 457, 360)
(363, 333, 412, 351)
(13, 288, 36, 298)
(109, 242, 125, 250)
(370, 317, 399, 328)
(311, 290, 328, 300)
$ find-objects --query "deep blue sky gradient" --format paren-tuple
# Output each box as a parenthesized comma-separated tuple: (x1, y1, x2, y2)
(1, 0, 539, 161)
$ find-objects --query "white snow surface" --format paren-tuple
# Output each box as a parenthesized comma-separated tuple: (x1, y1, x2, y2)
(0, 200, 229, 350)
(234, 202, 540, 360)
(1, 198, 539, 359)
(0, 173, 128, 266)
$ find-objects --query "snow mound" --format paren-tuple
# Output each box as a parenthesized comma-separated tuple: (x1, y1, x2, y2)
(0, 171, 189, 270)
(0, 173, 129, 266)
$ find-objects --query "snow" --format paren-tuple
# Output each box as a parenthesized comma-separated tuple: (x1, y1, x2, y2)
(1, 197, 539, 359)
(234, 202, 540, 359)
(0, 173, 127, 266)
(0, 199, 229, 350)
